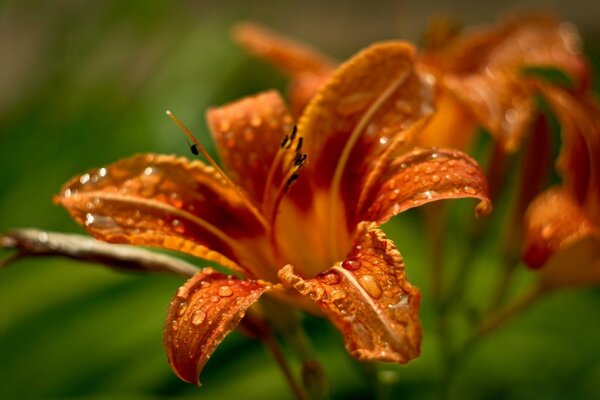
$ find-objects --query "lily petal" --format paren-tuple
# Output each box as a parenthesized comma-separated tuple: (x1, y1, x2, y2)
(523, 187, 599, 271)
(541, 86, 600, 222)
(297, 41, 434, 191)
(56, 154, 267, 274)
(423, 14, 590, 152)
(206, 91, 294, 204)
(164, 268, 267, 385)
(233, 22, 335, 77)
(363, 147, 491, 225)
(279, 223, 421, 363)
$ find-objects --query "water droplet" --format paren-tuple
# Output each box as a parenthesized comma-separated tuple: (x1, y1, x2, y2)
(172, 219, 184, 233)
(358, 275, 383, 299)
(219, 119, 231, 132)
(448, 160, 457, 167)
(79, 174, 90, 185)
(63, 188, 72, 198)
(171, 320, 179, 331)
(144, 167, 153, 176)
(210, 295, 220, 303)
(192, 310, 207, 326)
(321, 271, 340, 285)
(329, 289, 348, 301)
(336, 92, 374, 115)
(541, 224, 555, 239)
(429, 153, 439, 160)
(431, 175, 441, 183)
(202, 267, 215, 275)
(342, 260, 359, 271)
(379, 136, 389, 145)
(218, 286, 233, 297)
(178, 302, 188, 316)
(170, 192, 183, 208)
(424, 166, 434, 174)
(250, 115, 262, 127)
(176, 286, 188, 299)
(85, 213, 95, 226)
(395, 99, 412, 113)
(463, 186, 477, 195)
(98, 167, 107, 177)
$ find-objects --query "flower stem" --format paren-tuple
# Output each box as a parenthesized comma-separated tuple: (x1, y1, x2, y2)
(261, 297, 329, 400)
(478, 283, 548, 337)
(263, 333, 309, 400)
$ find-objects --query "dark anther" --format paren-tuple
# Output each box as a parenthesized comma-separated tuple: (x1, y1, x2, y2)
(284, 173, 300, 192)
(280, 134, 289, 148)
(295, 137, 304, 152)
(294, 153, 307, 167)
(187, 140, 199, 156)
(290, 125, 298, 142)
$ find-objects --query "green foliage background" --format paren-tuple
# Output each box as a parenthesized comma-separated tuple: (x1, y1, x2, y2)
(1, 1, 599, 399)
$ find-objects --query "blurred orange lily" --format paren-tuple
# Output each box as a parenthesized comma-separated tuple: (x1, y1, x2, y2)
(56, 42, 490, 384)
(235, 14, 590, 153)
(522, 87, 600, 288)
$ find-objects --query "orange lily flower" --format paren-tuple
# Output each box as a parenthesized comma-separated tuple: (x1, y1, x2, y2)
(56, 41, 491, 384)
(522, 86, 600, 288)
(235, 14, 590, 153)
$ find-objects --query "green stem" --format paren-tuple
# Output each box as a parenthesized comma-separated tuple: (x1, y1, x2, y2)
(261, 298, 329, 400)
(478, 283, 548, 337)
(263, 333, 309, 400)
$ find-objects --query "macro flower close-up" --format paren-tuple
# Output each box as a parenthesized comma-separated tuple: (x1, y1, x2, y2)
(54, 41, 490, 384)
(1, 1, 599, 399)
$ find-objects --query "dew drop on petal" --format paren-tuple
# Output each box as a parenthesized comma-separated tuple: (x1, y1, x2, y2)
(329, 289, 348, 302)
(172, 219, 184, 233)
(192, 310, 207, 326)
(171, 320, 179, 331)
(463, 186, 477, 195)
(218, 286, 233, 297)
(431, 175, 441, 183)
(379, 136, 389, 145)
(79, 173, 90, 185)
(358, 275, 383, 299)
(144, 167, 153, 176)
(321, 271, 341, 285)
(210, 295, 220, 303)
(176, 286, 188, 299)
(85, 213, 95, 226)
(342, 260, 359, 271)
(98, 167, 107, 177)
(178, 302, 188, 316)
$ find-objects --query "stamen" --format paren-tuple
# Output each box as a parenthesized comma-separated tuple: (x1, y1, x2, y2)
(295, 137, 304, 152)
(263, 125, 300, 210)
(186, 140, 200, 156)
(166, 110, 270, 231)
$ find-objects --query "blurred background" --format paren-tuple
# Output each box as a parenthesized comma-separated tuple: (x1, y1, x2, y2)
(1, 0, 599, 399)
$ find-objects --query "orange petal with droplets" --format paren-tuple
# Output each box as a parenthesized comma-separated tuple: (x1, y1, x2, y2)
(297, 41, 434, 189)
(279, 223, 421, 363)
(422, 14, 590, 152)
(164, 268, 267, 385)
(206, 91, 294, 204)
(362, 147, 491, 225)
(523, 187, 599, 270)
(56, 154, 267, 275)
(233, 22, 335, 77)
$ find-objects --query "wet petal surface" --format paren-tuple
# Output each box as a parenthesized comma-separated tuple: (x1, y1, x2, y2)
(56, 154, 267, 274)
(279, 223, 421, 363)
(164, 268, 267, 385)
